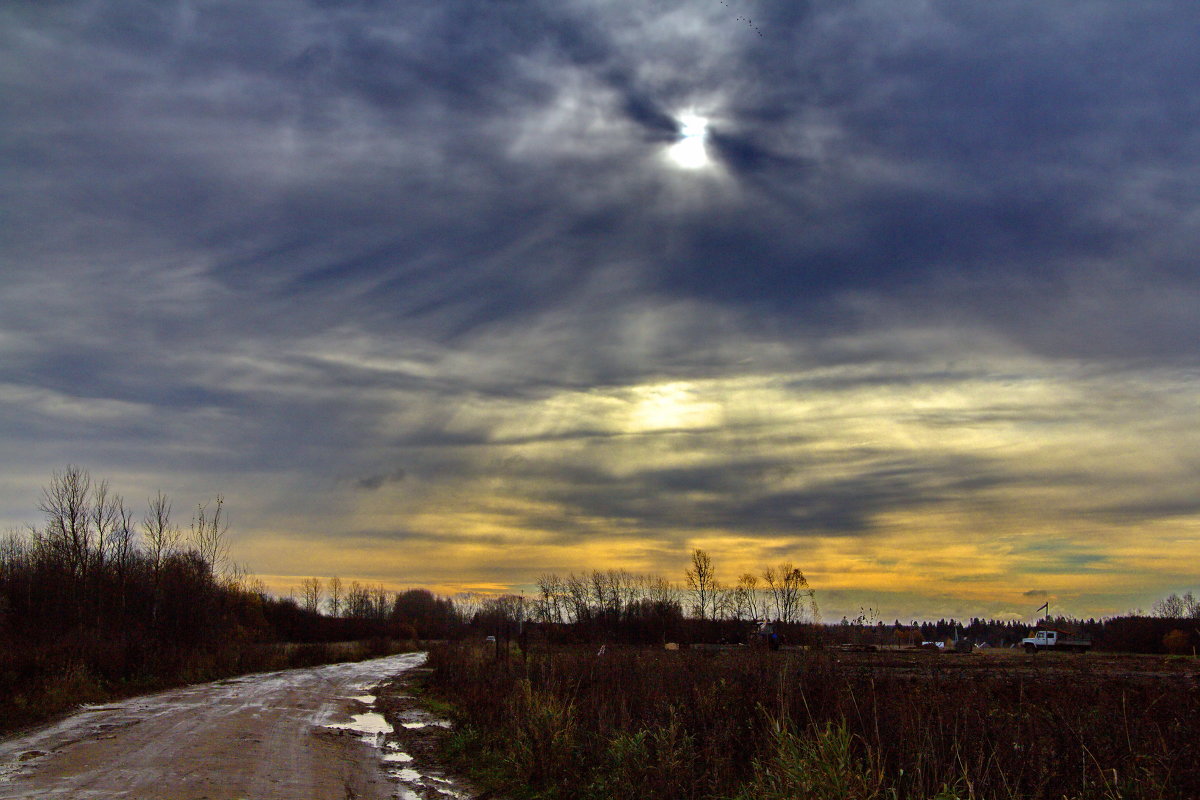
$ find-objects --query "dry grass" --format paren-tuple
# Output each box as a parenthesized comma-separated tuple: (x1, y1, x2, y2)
(427, 643, 1200, 800)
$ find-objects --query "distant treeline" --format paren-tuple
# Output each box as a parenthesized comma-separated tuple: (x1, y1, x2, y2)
(816, 614, 1200, 654)
(308, 560, 1200, 655)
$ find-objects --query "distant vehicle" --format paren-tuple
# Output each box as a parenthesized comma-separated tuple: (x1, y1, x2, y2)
(484, 635, 496, 644)
(1020, 629, 1091, 653)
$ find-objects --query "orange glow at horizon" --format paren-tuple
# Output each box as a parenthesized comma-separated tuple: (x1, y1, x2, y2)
(228, 357, 1198, 621)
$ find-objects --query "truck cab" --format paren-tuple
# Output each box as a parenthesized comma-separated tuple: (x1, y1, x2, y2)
(1020, 629, 1090, 653)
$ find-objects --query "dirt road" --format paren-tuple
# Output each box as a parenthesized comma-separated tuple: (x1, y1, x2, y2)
(0, 651, 432, 799)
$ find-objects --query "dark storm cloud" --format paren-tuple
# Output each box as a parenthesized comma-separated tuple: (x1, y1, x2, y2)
(476, 445, 1019, 542)
(2, 0, 1199, 609)
(654, 2, 1200, 346)
(9, 0, 1200, 357)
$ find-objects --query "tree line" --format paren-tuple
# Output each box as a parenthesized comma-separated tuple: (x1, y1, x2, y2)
(0, 466, 406, 733)
(527, 549, 817, 625)
(0, 465, 239, 650)
(290, 547, 817, 633)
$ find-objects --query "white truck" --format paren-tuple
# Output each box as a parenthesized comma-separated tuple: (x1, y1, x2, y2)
(1020, 629, 1091, 653)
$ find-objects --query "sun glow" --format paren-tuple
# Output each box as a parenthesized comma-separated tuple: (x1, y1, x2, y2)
(667, 112, 711, 169)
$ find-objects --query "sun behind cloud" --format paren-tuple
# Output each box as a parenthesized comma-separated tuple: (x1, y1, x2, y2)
(666, 112, 712, 169)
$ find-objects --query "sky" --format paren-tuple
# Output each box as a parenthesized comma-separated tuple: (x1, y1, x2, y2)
(2, 0, 1198, 622)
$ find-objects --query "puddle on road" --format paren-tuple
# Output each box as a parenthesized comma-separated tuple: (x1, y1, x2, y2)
(325, 712, 393, 745)
(326, 682, 466, 799)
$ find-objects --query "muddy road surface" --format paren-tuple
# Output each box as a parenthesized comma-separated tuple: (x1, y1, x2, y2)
(0, 651, 445, 799)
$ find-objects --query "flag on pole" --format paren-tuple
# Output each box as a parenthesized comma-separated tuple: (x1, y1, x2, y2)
(1036, 602, 1048, 614)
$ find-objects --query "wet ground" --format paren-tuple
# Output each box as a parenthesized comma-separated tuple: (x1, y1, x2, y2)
(0, 651, 481, 800)
(332, 666, 479, 800)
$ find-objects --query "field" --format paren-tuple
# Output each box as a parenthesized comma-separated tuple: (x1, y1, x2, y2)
(425, 643, 1200, 800)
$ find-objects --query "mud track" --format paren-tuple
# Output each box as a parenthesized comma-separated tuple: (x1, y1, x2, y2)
(0, 651, 471, 799)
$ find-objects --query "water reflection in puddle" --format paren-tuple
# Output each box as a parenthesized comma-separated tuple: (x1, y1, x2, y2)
(325, 712, 393, 745)
(327, 691, 465, 799)
(394, 767, 422, 782)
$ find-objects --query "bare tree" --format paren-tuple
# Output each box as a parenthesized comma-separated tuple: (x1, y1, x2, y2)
(733, 573, 762, 621)
(109, 496, 136, 571)
(0, 529, 28, 573)
(763, 562, 817, 624)
(345, 581, 375, 619)
(143, 490, 179, 574)
(615, 569, 640, 612)
(1153, 591, 1199, 619)
(39, 464, 93, 579)
(535, 573, 565, 624)
(644, 575, 680, 608)
(372, 584, 390, 620)
(327, 575, 343, 617)
(88, 479, 118, 573)
(300, 577, 323, 614)
(590, 569, 636, 618)
(191, 496, 230, 578)
(711, 579, 735, 620)
(685, 548, 717, 619)
(1153, 593, 1185, 618)
(564, 573, 591, 623)
(452, 591, 484, 622)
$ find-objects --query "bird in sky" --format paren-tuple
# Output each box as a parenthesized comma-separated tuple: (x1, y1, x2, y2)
(719, 0, 765, 37)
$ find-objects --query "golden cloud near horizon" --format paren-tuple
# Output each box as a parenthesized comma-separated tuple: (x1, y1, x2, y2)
(230, 356, 1200, 621)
